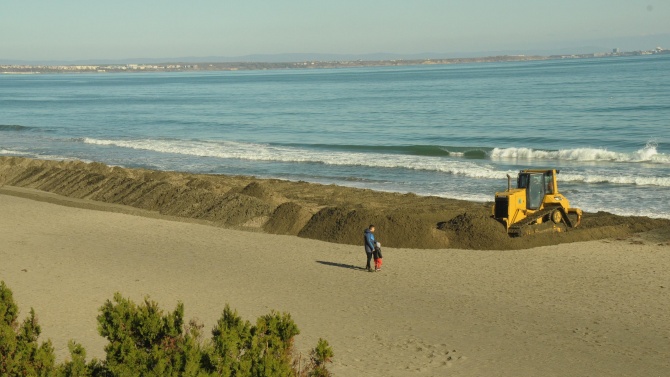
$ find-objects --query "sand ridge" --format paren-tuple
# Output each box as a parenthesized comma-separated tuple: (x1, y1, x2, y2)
(1, 156, 668, 249)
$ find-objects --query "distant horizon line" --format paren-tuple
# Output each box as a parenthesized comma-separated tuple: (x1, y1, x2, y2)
(4, 44, 668, 66)
(4, 31, 669, 65)
(3, 48, 667, 75)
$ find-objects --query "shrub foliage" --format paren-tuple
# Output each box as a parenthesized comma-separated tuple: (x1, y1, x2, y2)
(0, 281, 333, 377)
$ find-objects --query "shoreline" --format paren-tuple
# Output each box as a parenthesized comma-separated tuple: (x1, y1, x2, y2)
(2, 190, 670, 376)
(2, 49, 668, 75)
(1, 156, 669, 250)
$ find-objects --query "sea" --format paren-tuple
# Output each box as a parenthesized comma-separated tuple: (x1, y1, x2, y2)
(1, 54, 669, 219)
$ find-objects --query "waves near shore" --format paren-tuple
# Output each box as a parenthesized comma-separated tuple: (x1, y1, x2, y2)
(1, 156, 668, 250)
(75, 137, 670, 189)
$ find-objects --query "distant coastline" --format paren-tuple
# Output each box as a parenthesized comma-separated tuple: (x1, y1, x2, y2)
(2, 48, 668, 74)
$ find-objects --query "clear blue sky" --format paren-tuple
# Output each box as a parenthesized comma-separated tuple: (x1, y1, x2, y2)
(2, 0, 668, 61)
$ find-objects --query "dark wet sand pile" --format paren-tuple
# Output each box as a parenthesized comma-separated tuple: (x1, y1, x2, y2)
(1, 156, 668, 249)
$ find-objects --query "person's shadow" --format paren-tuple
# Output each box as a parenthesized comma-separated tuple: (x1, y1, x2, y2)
(316, 260, 366, 271)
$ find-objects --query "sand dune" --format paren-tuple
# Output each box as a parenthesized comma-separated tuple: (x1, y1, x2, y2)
(1, 157, 668, 250)
(2, 190, 670, 376)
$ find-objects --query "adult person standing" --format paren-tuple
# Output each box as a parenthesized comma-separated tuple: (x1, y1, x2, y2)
(364, 225, 377, 272)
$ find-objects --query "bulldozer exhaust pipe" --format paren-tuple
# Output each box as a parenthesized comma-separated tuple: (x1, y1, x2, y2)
(506, 174, 511, 191)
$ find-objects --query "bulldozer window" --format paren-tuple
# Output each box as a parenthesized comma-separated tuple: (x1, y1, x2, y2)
(518, 174, 530, 189)
(546, 181, 554, 194)
(545, 172, 555, 194)
(527, 173, 545, 210)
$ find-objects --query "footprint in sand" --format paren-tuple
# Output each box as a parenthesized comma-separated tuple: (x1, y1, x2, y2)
(387, 338, 464, 370)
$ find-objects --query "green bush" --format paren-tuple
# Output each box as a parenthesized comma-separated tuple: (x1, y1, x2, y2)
(0, 281, 334, 377)
(0, 281, 57, 376)
(308, 339, 334, 377)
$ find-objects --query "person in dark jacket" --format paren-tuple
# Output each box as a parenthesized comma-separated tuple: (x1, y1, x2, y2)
(364, 225, 377, 272)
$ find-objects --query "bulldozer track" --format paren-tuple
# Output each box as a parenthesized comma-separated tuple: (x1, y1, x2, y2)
(508, 208, 557, 237)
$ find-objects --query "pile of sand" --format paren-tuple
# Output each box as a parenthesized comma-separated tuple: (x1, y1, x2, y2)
(1, 156, 668, 250)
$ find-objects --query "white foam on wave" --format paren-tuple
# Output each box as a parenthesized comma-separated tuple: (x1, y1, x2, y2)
(560, 173, 670, 187)
(0, 149, 25, 155)
(1, 148, 90, 163)
(82, 137, 508, 179)
(81, 138, 670, 187)
(436, 192, 491, 203)
(577, 203, 670, 219)
(490, 143, 670, 164)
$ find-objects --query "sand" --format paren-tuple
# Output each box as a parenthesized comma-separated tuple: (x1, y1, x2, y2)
(2, 156, 669, 250)
(2, 188, 670, 376)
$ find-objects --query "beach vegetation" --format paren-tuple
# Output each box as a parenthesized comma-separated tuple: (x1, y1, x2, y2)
(0, 281, 57, 376)
(0, 281, 333, 377)
(306, 339, 334, 377)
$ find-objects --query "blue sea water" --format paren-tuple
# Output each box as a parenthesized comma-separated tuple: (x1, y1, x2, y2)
(1, 54, 669, 218)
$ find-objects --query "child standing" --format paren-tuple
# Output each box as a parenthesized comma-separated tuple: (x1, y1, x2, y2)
(373, 241, 383, 271)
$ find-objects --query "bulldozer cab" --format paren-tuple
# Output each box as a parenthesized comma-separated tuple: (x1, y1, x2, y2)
(517, 172, 546, 210)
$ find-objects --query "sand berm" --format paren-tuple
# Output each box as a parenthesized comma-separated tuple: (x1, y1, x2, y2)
(1, 156, 668, 249)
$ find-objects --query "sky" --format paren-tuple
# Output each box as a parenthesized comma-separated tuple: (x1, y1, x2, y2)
(1, 0, 669, 62)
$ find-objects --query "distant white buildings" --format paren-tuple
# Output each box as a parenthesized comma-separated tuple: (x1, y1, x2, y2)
(0, 63, 198, 73)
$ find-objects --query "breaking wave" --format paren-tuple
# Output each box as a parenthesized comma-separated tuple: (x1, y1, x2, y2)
(559, 173, 670, 187)
(284, 144, 490, 158)
(81, 137, 503, 179)
(490, 143, 670, 164)
(0, 149, 25, 155)
(80, 137, 670, 187)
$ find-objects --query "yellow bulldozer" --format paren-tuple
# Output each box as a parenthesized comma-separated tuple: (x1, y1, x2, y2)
(493, 169, 583, 237)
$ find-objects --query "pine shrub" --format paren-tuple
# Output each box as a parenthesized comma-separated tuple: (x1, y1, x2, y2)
(0, 281, 334, 377)
(0, 281, 57, 376)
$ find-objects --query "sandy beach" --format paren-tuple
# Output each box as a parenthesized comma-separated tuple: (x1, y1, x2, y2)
(2, 185, 670, 376)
